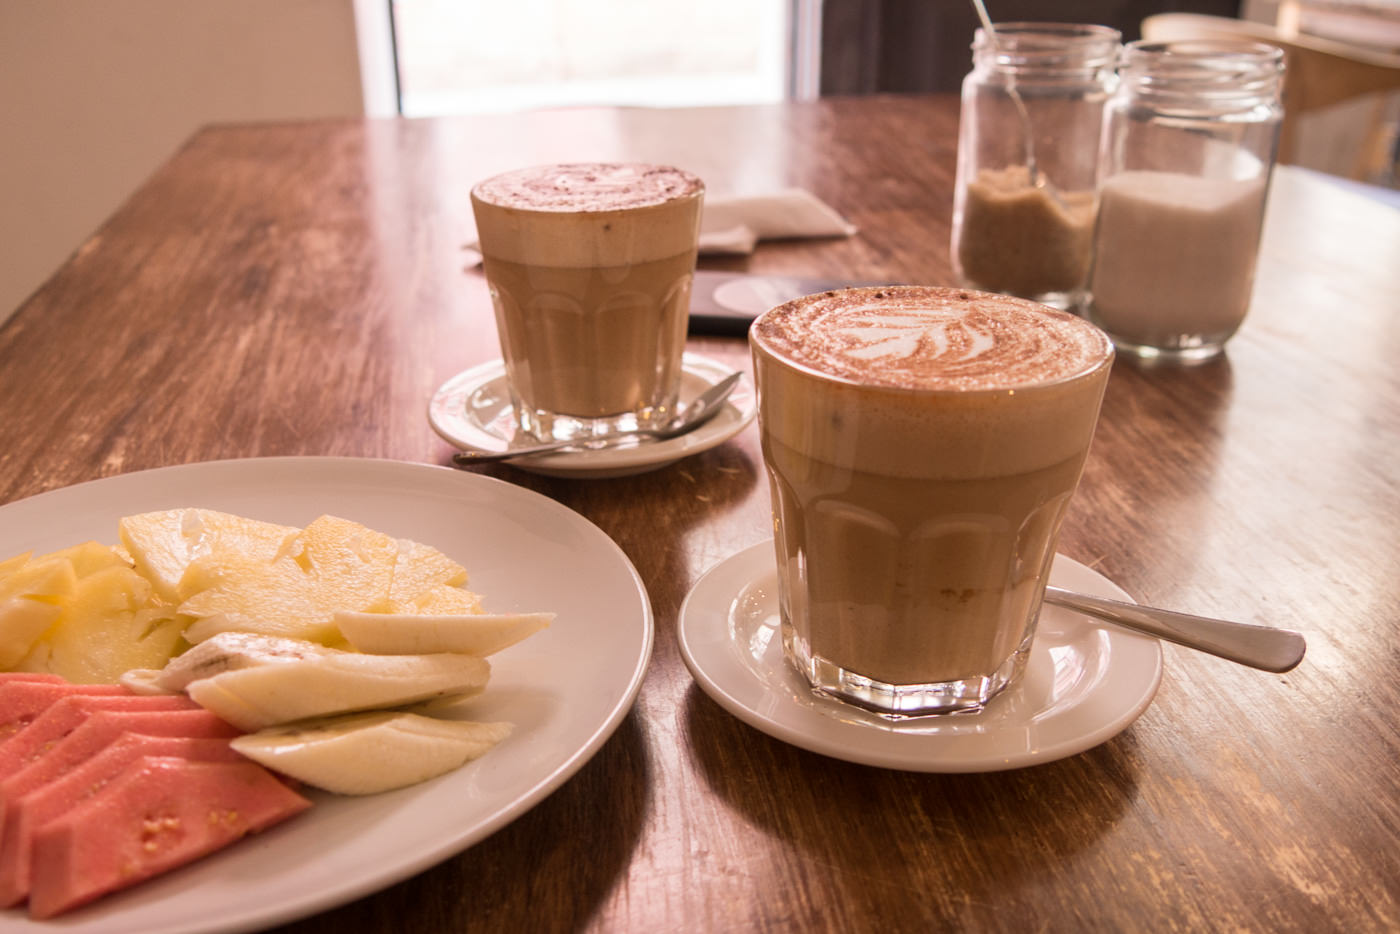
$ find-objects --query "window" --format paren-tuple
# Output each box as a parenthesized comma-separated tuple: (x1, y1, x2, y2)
(391, 0, 796, 116)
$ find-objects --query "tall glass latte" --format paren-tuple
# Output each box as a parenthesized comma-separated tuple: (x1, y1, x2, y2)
(749, 286, 1113, 716)
(471, 163, 704, 442)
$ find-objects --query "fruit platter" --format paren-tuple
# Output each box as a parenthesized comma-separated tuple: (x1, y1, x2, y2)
(0, 457, 653, 933)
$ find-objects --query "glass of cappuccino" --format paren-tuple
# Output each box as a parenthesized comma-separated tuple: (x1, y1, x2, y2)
(471, 163, 705, 442)
(749, 286, 1113, 716)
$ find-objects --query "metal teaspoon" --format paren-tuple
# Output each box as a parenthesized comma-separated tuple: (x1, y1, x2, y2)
(452, 371, 743, 465)
(1043, 586, 1306, 672)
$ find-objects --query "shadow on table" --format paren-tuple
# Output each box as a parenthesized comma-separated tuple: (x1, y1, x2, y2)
(681, 681, 1143, 905)
(270, 710, 650, 933)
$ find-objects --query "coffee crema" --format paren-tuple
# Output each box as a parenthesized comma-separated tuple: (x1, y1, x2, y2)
(751, 286, 1110, 392)
(471, 163, 703, 213)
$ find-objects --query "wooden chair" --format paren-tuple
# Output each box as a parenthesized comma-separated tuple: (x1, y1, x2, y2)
(1141, 12, 1400, 181)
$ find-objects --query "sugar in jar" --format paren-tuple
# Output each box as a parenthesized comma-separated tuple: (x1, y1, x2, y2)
(951, 22, 1121, 308)
(1085, 39, 1284, 361)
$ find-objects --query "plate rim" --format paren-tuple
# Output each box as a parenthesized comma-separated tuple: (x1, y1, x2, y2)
(678, 540, 1162, 773)
(0, 456, 654, 933)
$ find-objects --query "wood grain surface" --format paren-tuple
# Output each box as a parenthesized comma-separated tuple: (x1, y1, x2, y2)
(1, 96, 1398, 933)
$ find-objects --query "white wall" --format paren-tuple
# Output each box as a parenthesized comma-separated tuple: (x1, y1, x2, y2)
(0, 0, 384, 320)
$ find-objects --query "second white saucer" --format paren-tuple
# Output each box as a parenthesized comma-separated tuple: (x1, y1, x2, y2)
(428, 353, 756, 479)
(678, 541, 1163, 772)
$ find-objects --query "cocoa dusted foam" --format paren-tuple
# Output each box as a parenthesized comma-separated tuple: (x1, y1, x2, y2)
(751, 287, 1113, 479)
(752, 286, 1110, 392)
(471, 163, 704, 270)
(472, 163, 703, 213)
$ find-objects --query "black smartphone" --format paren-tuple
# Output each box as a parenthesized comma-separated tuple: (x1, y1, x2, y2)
(687, 271, 894, 337)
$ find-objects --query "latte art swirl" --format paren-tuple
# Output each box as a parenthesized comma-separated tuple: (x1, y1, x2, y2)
(752, 287, 1111, 391)
(472, 163, 703, 213)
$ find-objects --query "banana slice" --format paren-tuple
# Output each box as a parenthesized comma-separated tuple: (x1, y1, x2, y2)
(121, 632, 344, 695)
(332, 611, 552, 656)
(230, 711, 512, 795)
(118, 669, 168, 695)
(186, 652, 490, 731)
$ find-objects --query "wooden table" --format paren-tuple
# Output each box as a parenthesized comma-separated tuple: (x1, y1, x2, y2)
(2, 96, 1398, 932)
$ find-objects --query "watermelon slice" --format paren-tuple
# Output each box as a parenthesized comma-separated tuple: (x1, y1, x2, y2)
(27, 756, 311, 919)
(0, 681, 128, 743)
(0, 733, 244, 907)
(0, 694, 197, 778)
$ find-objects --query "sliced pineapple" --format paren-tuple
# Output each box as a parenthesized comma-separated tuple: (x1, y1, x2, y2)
(392, 582, 484, 616)
(389, 539, 468, 606)
(0, 551, 33, 579)
(179, 515, 400, 645)
(11, 563, 185, 684)
(0, 553, 76, 604)
(0, 598, 63, 670)
(2, 511, 525, 689)
(33, 541, 125, 578)
(120, 508, 299, 603)
(0, 555, 79, 668)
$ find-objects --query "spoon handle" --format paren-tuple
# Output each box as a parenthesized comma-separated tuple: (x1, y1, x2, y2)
(1043, 586, 1306, 673)
(452, 433, 650, 464)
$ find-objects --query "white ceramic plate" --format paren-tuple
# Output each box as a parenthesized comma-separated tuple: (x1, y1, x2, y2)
(678, 541, 1161, 772)
(0, 458, 653, 933)
(427, 353, 755, 478)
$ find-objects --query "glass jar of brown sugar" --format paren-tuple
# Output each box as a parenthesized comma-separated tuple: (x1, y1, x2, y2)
(951, 22, 1121, 308)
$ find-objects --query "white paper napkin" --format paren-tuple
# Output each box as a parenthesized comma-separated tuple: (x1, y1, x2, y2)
(698, 188, 858, 255)
(461, 188, 856, 265)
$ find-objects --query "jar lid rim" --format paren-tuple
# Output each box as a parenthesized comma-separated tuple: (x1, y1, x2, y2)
(1123, 38, 1285, 64)
(974, 22, 1123, 40)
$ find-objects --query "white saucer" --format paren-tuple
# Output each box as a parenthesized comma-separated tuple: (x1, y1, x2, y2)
(678, 542, 1163, 772)
(428, 353, 756, 479)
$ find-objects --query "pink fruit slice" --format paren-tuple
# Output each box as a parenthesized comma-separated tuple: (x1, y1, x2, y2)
(28, 756, 311, 919)
(0, 710, 240, 906)
(4, 708, 239, 800)
(0, 682, 127, 744)
(0, 733, 243, 907)
(0, 674, 65, 684)
(0, 694, 196, 779)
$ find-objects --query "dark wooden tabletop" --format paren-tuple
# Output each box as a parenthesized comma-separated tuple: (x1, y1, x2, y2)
(2, 95, 1399, 933)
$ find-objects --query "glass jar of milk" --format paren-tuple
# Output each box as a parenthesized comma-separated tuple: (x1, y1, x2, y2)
(951, 23, 1121, 309)
(1085, 40, 1284, 361)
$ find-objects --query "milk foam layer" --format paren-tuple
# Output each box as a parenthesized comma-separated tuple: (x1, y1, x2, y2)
(750, 287, 1113, 479)
(472, 163, 704, 268)
(473, 163, 702, 212)
(752, 286, 1109, 391)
